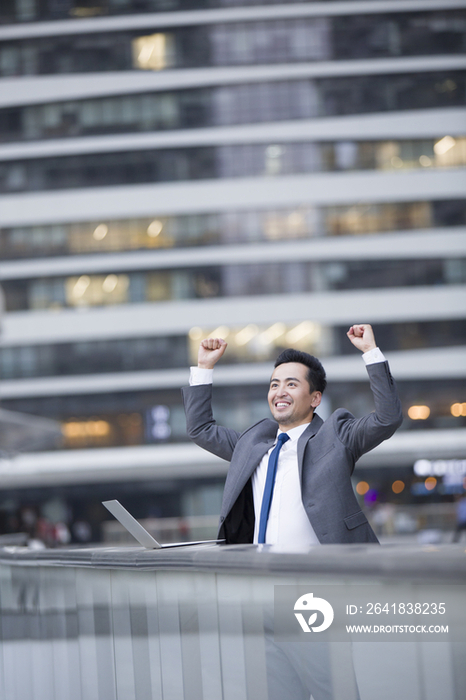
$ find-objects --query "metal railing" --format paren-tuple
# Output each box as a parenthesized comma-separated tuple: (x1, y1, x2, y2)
(1, 542, 465, 700)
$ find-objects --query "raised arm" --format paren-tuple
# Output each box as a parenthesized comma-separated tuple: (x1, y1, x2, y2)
(337, 324, 403, 460)
(182, 337, 240, 461)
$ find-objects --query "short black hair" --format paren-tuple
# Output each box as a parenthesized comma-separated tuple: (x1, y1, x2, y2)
(274, 348, 327, 394)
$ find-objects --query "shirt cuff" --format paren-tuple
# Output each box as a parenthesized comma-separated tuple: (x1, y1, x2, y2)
(362, 347, 386, 365)
(189, 367, 214, 386)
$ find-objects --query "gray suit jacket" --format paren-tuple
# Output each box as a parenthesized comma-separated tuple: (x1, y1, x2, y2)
(182, 361, 403, 545)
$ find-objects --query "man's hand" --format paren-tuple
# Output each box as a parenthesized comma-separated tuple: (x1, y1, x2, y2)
(347, 324, 377, 353)
(198, 338, 228, 369)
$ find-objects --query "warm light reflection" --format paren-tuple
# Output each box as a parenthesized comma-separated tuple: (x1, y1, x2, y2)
(425, 477, 437, 491)
(147, 220, 163, 237)
(210, 326, 230, 339)
(67, 273, 129, 307)
(286, 321, 317, 344)
(189, 327, 203, 340)
(392, 480, 405, 494)
(261, 322, 286, 345)
(117, 413, 142, 427)
(72, 275, 91, 299)
(235, 324, 259, 346)
(93, 224, 108, 241)
(133, 33, 169, 71)
(407, 405, 431, 420)
(434, 136, 456, 155)
(390, 156, 403, 168)
(102, 274, 118, 293)
(419, 155, 432, 167)
(288, 212, 304, 229)
(62, 420, 110, 438)
(451, 402, 466, 417)
(356, 481, 370, 496)
(188, 322, 327, 364)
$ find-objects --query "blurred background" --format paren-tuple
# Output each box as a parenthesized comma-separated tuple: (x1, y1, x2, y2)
(0, 0, 465, 548)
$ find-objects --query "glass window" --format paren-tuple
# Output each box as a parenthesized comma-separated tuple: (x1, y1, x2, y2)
(2, 256, 464, 313)
(80, 100, 99, 127)
(324, 202, 433, 236)
(3, 377, 465, 451)
(145, 272, 172, 302)
(1, 319, 465, 382)
(64, 273, 130, 307)
(2, 138, 465, 194)
(0, 45, 20, 76)
(132, 33, 174, 70)
(0, 346, 16, 379)
(2, 200, 465, 261)
(210, 17, 332, 66)
(2, 71, 464, 143)
(2, 10, 465, 74)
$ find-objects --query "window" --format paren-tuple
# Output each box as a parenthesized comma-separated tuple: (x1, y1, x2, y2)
(65, 274, 130, 307)
(2, 200, 465, 260)
(132, 33, 174, 70)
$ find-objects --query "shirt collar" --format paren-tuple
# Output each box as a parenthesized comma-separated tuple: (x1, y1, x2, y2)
(277, 423, 311, 442)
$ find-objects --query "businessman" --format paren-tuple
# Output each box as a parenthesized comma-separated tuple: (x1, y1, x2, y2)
(183, 324, 402, 699)
(182, 324, 403, 546)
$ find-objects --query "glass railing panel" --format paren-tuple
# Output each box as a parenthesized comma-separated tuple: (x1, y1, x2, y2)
(0, 545, 465, 699)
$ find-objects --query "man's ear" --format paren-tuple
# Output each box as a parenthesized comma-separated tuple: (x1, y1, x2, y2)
(311, 391, 322, 409)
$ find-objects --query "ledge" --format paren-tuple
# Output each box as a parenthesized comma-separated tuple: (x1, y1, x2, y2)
(1, 542, 465, 582)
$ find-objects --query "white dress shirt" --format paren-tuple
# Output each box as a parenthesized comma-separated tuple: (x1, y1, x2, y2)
(251, 423, 320, 546)
(189, 348, 386, 546)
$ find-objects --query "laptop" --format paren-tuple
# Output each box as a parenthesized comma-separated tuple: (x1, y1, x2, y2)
(102, 500, 224, 549)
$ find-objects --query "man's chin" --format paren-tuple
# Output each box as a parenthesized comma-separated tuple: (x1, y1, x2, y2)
(272, 411, 293, 424)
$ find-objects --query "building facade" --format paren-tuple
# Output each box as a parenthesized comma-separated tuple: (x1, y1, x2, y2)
(0, 0, 466, 541)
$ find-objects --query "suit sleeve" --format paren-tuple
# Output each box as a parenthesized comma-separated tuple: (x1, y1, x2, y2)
(181, 383, 240, 461)
(335, 361, 403, 461)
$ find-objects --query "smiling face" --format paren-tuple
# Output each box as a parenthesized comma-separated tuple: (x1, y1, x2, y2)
(268, 362, 322, 431)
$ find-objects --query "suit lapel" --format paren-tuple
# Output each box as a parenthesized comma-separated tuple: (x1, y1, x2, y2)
(233, 438, 274, 492)
(297, 413, 323, 480)
(223, 413, 324, 515)
(223, 425, 277, 515)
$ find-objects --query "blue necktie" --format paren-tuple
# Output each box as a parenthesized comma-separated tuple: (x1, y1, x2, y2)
(258, 432, 290, 543)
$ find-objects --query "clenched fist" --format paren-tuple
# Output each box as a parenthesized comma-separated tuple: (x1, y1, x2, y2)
(347, 324, 377, 354)
(198, 338, 228, 369)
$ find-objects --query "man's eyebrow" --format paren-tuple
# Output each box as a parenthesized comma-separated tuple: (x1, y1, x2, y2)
(270, 376, 301, 384)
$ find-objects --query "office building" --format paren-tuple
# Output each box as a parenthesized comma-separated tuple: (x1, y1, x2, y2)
(0, 0, 465, 540)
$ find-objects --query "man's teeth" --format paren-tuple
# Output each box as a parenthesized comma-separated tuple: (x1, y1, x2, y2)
(276, 402, 290, 407)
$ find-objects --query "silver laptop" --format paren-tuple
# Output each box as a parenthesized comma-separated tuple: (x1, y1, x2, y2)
(103, 500, 224, 549)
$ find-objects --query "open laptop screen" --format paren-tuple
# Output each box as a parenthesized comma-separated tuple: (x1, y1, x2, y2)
(102, 500, 223, 549)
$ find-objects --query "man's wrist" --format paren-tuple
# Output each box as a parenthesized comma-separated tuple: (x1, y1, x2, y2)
(362, 347, 386, 365)
(190, 366, 214, 386)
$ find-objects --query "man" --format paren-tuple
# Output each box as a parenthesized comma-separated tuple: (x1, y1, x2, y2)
(183, 324, 402, 699)
(182, 324, 403, 546)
